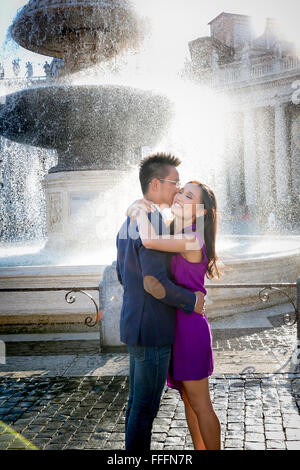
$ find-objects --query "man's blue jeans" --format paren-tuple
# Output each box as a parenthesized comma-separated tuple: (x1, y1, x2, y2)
(125, 344, 171, 451)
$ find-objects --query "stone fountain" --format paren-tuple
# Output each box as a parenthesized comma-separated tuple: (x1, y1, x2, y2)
(0, 0, 173, 259)
(0, 0, 174, 339)
(9, 0, 144, 75)
(0, 3, 299, 348)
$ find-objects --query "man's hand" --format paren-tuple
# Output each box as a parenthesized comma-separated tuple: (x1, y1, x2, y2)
(194, 291, 205, 315)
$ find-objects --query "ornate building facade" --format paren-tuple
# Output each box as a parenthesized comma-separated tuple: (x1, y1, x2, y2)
(187, 13, 300, 230)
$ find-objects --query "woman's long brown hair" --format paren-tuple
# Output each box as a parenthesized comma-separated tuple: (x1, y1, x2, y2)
(189, 180, 221, 280)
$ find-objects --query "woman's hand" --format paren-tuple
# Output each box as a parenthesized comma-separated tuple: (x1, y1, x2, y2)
(126, 198, 156, 224)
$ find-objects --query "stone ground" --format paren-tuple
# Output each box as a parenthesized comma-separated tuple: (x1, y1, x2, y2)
(0, 303, 299, 451)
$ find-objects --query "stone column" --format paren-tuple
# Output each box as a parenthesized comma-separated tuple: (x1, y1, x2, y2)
(214, 135, 229, 213)
(274, 103, 290, 202)
(226, 112, 244, 207)
(0, 137, 3, 190)
(256, 107, 275, 206)
(290, 106, 300, 200)
(243, 108, 257, 207)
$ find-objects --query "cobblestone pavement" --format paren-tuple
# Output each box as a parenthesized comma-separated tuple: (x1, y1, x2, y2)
(0, 308, 299, 451)
(2, 311, 297, 357)
(0, 374, 299, 451)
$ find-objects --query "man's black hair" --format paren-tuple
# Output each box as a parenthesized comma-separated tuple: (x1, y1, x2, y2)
(139, 152, 181, 195)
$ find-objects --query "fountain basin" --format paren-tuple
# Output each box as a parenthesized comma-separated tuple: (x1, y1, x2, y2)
(9, 0, 144, 73)
(0, 85, 173, 171)
(205, 234, 300, 319)
(0, 235, 299, 344)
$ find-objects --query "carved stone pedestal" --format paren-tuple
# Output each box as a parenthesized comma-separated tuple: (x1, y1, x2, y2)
(42, 169, 127, 264)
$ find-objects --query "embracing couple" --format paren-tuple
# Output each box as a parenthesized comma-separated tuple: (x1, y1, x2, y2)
(116, 153, 221, 451)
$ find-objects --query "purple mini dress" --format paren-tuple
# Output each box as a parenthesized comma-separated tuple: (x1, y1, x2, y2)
(167, 231, 214, 396)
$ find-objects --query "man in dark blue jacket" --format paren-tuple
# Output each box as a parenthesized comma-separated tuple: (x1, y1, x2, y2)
(116, 153, 205, 451)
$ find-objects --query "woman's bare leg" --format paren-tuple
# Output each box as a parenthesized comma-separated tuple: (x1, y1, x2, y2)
(181, 386, 206, 450)
(182, 378, 221, 450)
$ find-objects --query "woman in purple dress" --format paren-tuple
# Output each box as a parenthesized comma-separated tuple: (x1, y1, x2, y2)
(133, 180, 221, 450)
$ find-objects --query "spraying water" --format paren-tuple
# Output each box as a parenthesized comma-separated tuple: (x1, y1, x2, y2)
(0, 0, 299, 268)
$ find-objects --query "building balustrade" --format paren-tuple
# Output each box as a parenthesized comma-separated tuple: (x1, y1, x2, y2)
(212, 56, 300, 86)
(0, 75, 48, 83)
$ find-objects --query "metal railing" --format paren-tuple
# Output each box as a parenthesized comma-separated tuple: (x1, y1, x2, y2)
(0, 286, 99, 327)
(0, 280, 299, 337)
